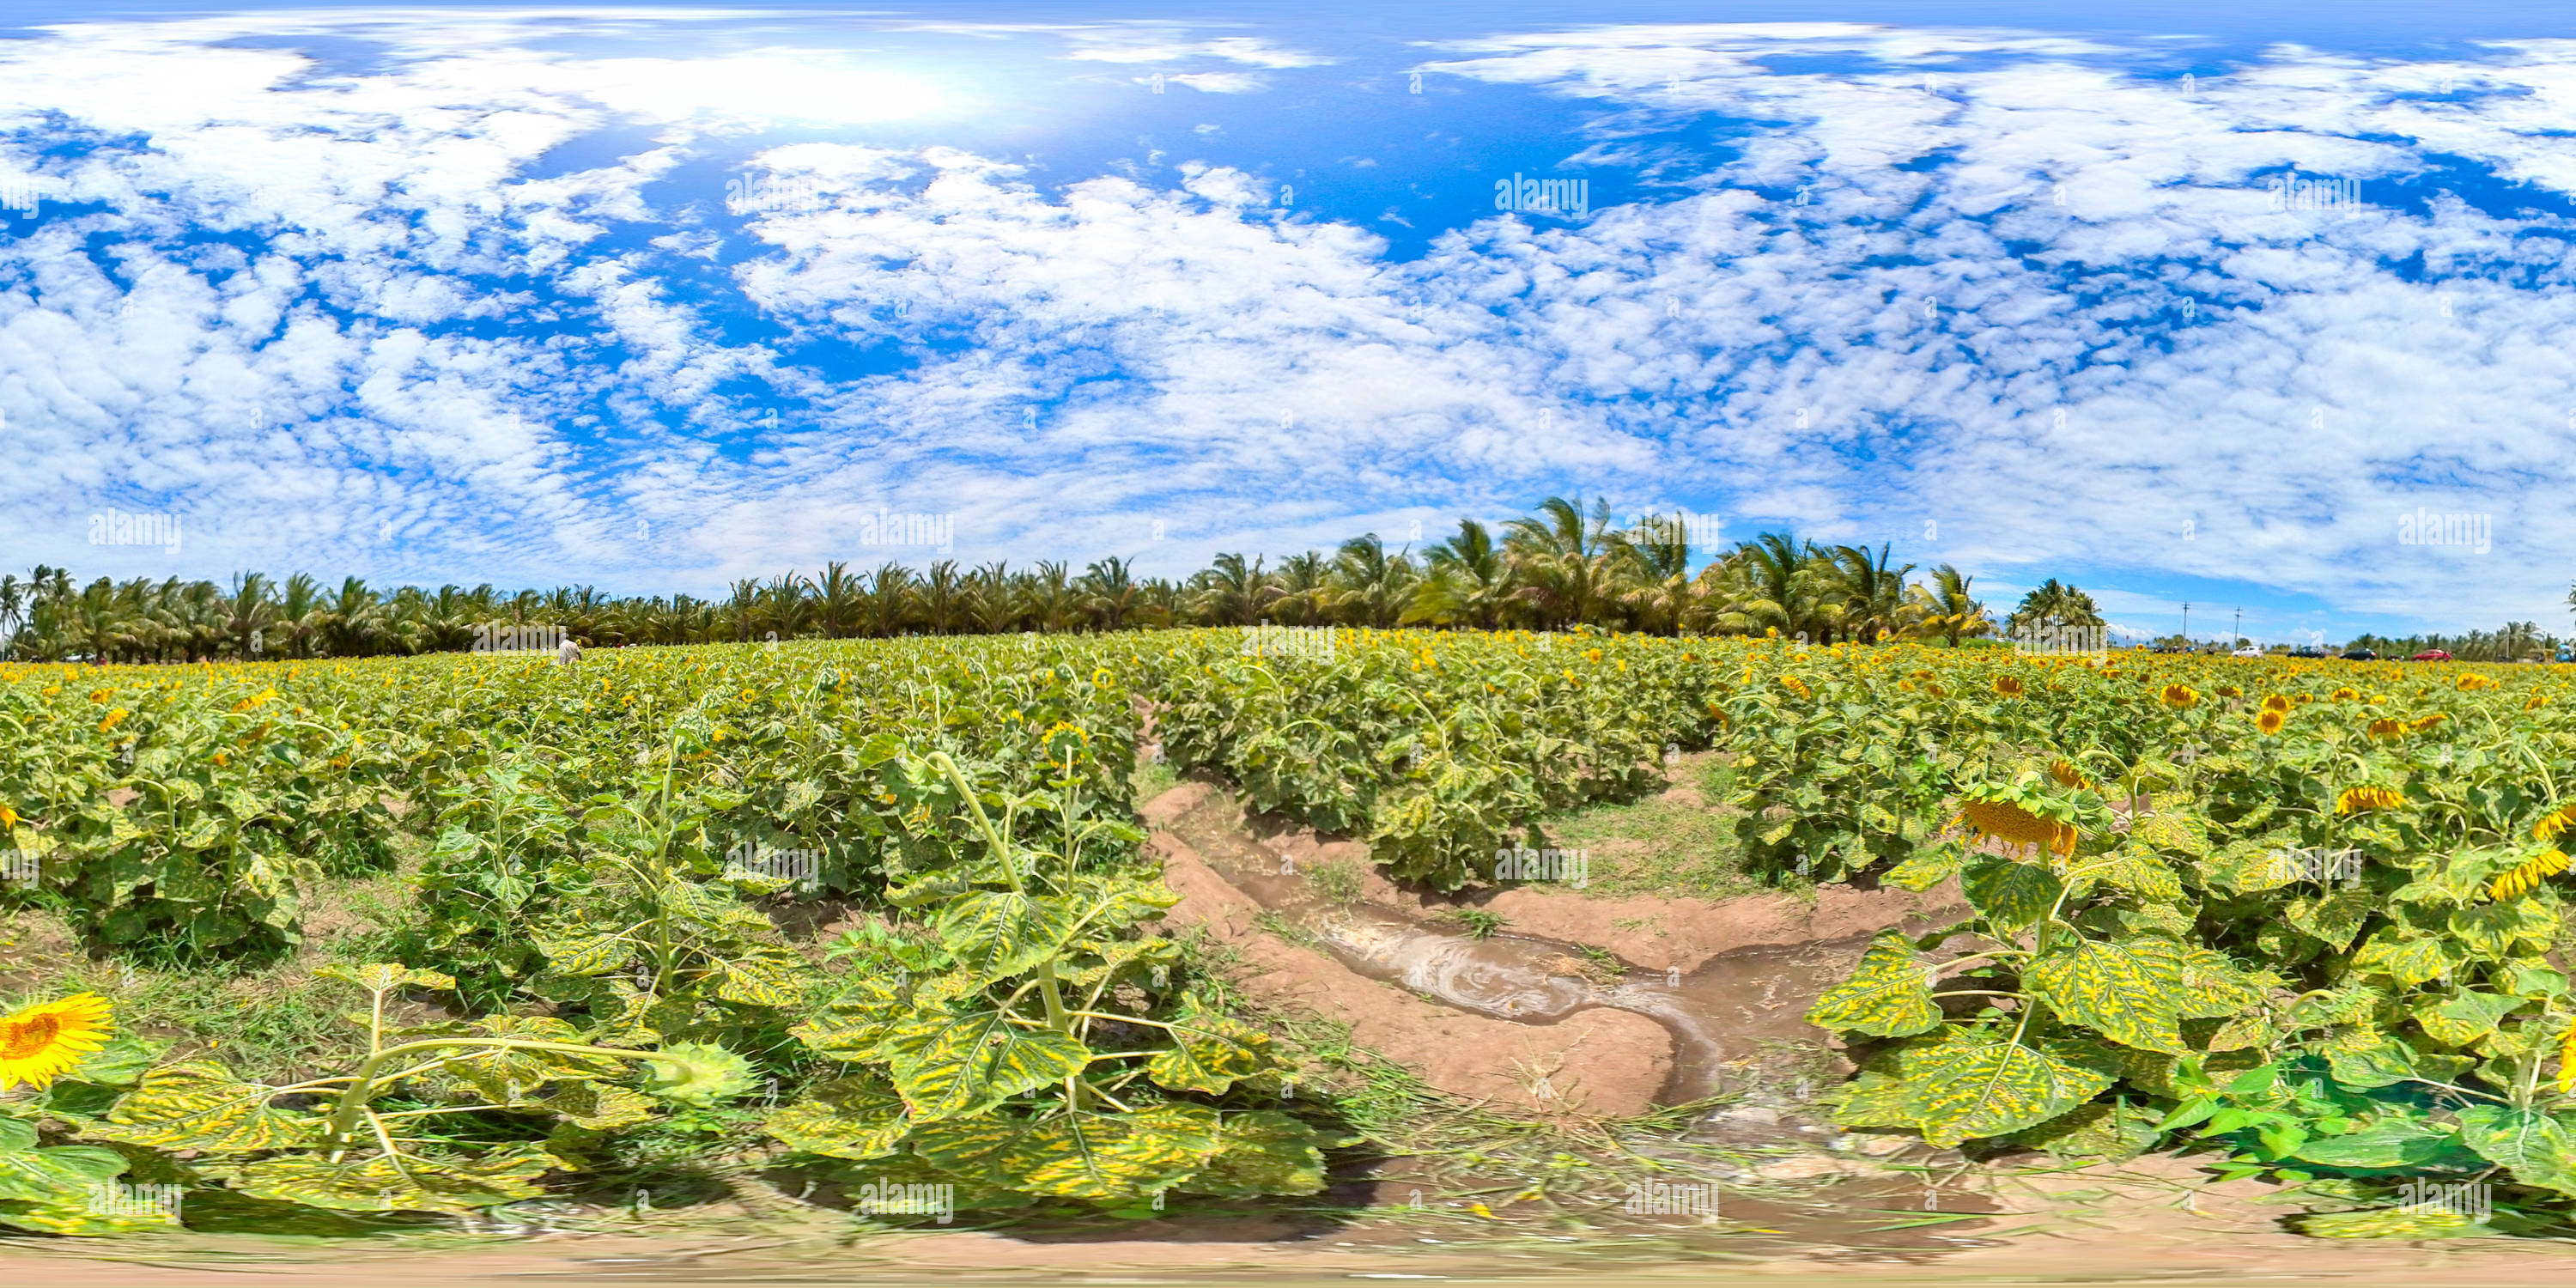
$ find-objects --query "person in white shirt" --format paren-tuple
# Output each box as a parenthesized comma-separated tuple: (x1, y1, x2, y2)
(556, 635, 582, 667)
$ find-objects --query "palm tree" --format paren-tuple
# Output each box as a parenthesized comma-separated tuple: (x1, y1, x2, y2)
(1827, 544, 1917, 644)
(1503, 496, 1620, 629)
(2008, 579, 2103, 638)
(1324, 536, 1416, 629)
(813, 562, 866, 639)
(1192, 553, 1272, 627)
(919, 561, 968, 635)
(1910, 564, 1991, 646)
(1406, 519, 1512, 629)
(1610, 515, 1696, 635)
(1079, 557, 1140, 631)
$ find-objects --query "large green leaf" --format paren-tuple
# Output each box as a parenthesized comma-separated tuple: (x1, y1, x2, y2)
(2284, 889, 2373, 953)
(2415, 991, 2528, 1048)
(1893, 1027, 2115, 1147)
(1961, 856, 2063, 927)
(880, 1011, 1093, 1121)
(1180, 1110, 1347, 1199)
(2449, 900, 2560, 958)
(232, 1145, 556, 1214)
(1804, 932, 1941, 1037)
(945, 1104, 1224, 1202)
(1145, 1007, 1280, 1094)
(763, 1075, 912, 1161)
(90, 1060, 318, 1154)
(2350, 933, 2453, 987)
(2289, 1115, 2461, 1169)
(937, 890, 1072, 984)
(2456, 1105, 2576, 1196)
(2025, 937, 2190, 1054)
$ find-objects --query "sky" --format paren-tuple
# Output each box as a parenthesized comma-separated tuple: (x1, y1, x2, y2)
(3, 2, 2574, 646)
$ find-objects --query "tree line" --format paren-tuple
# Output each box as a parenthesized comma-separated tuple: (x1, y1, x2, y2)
(2, 497, 2116, 664)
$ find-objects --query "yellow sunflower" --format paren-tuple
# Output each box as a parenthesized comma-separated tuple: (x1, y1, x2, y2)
(2336, 785, 2405, 815)
(1993, 676, 2025, 697)
(0, 993, 113, 1092)
(1779, 675, 1809, 698)
(2366, 717, 2405, 740)
(2493, 849, 2572, 901)
(2048, 758, 2093, 790)
(2216, 685, 2243, 699)
(2255, 708, 2287, 736)
(2261, 695, 2289, 714)
(98, 708, 129, 732)
(2411, 714, 2448, 732)
(2159, 683, 2199, 709)
(2330, 686, 2360, 702)
(1956, 799, 2079, 860)
(2530, 694, 2552, 711)
(2458, 674, 2495, 691)
(2533, 805, 2576, 843)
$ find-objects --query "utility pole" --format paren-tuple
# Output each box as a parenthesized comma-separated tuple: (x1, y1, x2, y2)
(2181, 602, 2190, 644)
(2234, 607, 2242, 646)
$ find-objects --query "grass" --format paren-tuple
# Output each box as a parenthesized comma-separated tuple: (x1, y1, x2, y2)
(1442, 908, 1509, 939)
(1538, 753, 1787, 902)
(1305, 855, 1365, 907)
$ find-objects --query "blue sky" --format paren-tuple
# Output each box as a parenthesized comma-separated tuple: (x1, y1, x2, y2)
(3, 2, 2573, 645)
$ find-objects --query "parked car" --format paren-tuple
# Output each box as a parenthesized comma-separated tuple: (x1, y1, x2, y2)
(2410, 649, 2452, 662)
(2291, 647, 2327, 659)
(2342, 648, 2376, 660)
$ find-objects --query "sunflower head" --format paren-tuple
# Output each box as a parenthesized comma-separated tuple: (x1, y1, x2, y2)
(2160, 683, 2199, 709)
(2366, 717, 2405, 740)
(2536, 806, 2576, 843)
(2411, 714, 2448, 732)
(2261, 695, 2290, 714)
(2256, 708, 2287, 736)
(2530, 694, 2552, 711)
(1993, 676, 2025, 697)
(2048, 758, 2093, 790)
(1778, 675, 1810, 699)
(2331, 686, 2360, 702)
(1956, 794, 2081, 860)
(0, 993, 113, 1092)
(2492, 849, 2572, 902)
(2458, 674, 2495, 691)
(2216, 685, 2243, 699)
(2336, 785, 2405, 815)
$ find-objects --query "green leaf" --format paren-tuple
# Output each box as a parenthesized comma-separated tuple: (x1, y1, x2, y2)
(712, 951, 806, 1007)
(232, 1145, 556, 1214)
(526, 929, 634, 976)
(2449, 900, 2561, 958)
(1961, 857, 2063, 927)
(1146, 1007, 1281, 1094)
(2350, 933, 2453, 987)
(1804, 932, 1942, 1037)
(2025, 938, 2190, 1054)
(2288, 1115, 2459, 1169)
(538, 1081, 657, 1131)
(1180, 1110, 1347, 1199)
(2456, 1105, 2576, 1196)
(763, 1075, 912, 1161)
(958, 1104, 1225, 1202)
(315, 962, 457, 993)
(937, 891, 1072, 985)
(2284, 889, 2373, 953)
(2415, 992, 2528, 1048)
(880, 1010, 1093, 1121)
(1892, 1028, 2116, 1148)
(90, 1060, 318, 1154)
(2294, 1206, 2490, 1239)
(640, 1042, 757, 1107)
(1880, 843, 1964, 892)
(2126, 811, 2210, 858)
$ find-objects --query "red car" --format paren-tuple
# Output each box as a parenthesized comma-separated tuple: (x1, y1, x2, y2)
(2409, 650, 2452, 661)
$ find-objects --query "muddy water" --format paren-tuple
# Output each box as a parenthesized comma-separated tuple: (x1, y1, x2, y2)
(1163, 789, 1898, 1104)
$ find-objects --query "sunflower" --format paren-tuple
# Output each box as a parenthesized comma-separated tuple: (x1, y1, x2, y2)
(2330, 686, 2360, 702)
(2261, 695, 2289, 714)
(2411, 714, 2448, 732)
(2534, 805, 2576, 843)
(1956, 798, 2080, 860)
(2255, 708, 2287, 736)
(1993, 676, 2025, 697)
(2458, 674, 2495, 691)
(97, 708, 128, 732)
(2048, 758, 2093, 790)
(0, 993, 113, 1092)
(2336, 785, 2405, 815)
(2492, 849, 2571, 901)
(2216, 685, 2243, 699)
(1779, 675, 1809, 698)
(2159, 683, 2199, 709)
(2530, 694, 2553, 711)
(2562, 1022, 2576, 1096)
(2366, 718, 2404, 740)
(0, 804, 15, 829)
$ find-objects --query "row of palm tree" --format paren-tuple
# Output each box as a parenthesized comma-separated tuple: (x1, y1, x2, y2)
(1, 499, 2027, 663)
(2346, 623, 2561, 663)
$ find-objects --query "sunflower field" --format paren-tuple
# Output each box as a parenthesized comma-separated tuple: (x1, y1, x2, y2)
(5, 630, 2576, 1236)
